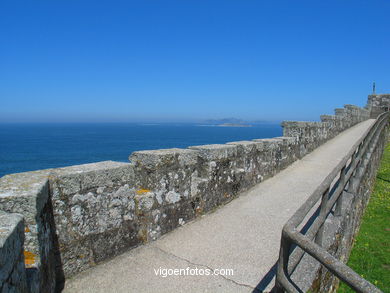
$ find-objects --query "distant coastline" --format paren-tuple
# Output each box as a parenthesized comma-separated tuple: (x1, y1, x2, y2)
(217, 123, 252, 127)
(203, 118, 255, 127)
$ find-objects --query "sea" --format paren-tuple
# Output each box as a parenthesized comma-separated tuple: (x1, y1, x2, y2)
(0, 123, 282, 178)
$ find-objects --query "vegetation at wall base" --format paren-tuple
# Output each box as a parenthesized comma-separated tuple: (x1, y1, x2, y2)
(338, 143, 390, 293)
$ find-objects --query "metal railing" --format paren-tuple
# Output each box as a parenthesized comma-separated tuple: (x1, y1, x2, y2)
(275, 112, 389, 293)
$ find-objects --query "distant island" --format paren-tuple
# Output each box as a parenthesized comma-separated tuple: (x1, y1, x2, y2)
(217, 123, 252, 127)
(201, 118, 252, 127)
(196, 117, 280, 127)
(204, 118, 244, 125)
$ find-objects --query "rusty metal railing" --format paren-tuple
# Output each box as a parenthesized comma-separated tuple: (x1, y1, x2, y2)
(275, 112, 389, 293)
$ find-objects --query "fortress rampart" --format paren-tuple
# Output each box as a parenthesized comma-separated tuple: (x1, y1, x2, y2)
(367, 94, 390, 118)
(0, 94, 387, 293)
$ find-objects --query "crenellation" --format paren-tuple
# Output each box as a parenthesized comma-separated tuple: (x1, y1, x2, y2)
(130, 148, 198, 169)
(0, 211, 28, 293)
(189, 144, 238, 161)
(320, 114, 338, 122)
(334, 108, 346, 117)
(49, 162, 138, 278)
(0, 171, 54, 293)
(227, 140, 264, 154)
(367, 94, 390, 118)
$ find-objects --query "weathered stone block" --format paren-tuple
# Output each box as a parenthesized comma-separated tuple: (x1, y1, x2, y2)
(47, 161, 137, 278)
(189, 144, 237, 161)
(274, 136, 298, 145)
(49, 161, 134, 196)
(130, 149, 198, 204)
(0, 170, 50, 225)
(227, 140, 264, 154)
(0, 211, 28, 293)
(335, 108, 346, 117)
(130, 148, 198, 169)
(320, 114, 337, 122)
(0, 171, 56, 293)
(253, 138, 284, 149)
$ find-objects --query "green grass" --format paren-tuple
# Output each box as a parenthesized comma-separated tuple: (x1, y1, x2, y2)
(338, 143, 390, 293)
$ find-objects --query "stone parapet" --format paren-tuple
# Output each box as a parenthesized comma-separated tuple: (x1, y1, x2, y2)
(367, 94, 390, 118)
(282, 104, 370, 156)
(0, 211, 28, 293)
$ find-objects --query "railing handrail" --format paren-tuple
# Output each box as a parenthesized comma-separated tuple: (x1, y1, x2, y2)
(276, 112, 389, 293)
(286, 114, 382, 230)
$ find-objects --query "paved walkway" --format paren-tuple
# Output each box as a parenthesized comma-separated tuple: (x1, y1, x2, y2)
(64, 119, 375, 293)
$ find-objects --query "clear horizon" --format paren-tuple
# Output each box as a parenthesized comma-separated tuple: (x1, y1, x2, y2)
(1, 0, 389, 123)
(0, 118, 283, 124)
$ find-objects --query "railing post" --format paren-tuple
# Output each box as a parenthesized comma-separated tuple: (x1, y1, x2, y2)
(348, 147, 364, 194)
(335, 166, 346, 216)
(276, 234, 292, 293)
(350, 149, 357, 170)
(315, 187, 330, 246)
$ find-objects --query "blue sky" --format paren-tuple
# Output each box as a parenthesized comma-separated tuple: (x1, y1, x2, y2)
(1, 0, 389, 123)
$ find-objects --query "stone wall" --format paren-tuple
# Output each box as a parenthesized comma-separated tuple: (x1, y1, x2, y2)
(49, 162, 135, 277)
(0, 101, 374, 292)
(0, 170, 59, 293)
(0, 211, 28, 293)
(282, 105, 370, 156)
(367, 94, 390, 118)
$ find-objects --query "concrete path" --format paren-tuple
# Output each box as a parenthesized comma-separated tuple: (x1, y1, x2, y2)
(63, 119, 375, 293)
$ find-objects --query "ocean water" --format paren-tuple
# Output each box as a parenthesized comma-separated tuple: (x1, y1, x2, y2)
(0, 123, 282, 177)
